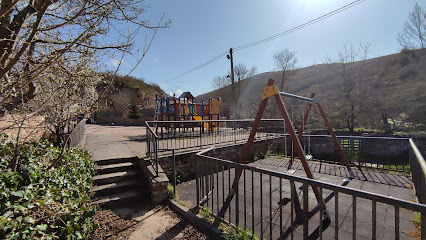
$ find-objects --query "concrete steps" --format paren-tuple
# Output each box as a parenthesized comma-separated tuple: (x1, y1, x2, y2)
(91, 157, 148, 206)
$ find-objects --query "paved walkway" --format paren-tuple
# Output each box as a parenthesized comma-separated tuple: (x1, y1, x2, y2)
(84, 124, 147, 160)
(259, 156, 412, 188)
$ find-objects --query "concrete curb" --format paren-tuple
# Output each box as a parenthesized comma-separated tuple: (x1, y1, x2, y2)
(167, 199, 224, 239)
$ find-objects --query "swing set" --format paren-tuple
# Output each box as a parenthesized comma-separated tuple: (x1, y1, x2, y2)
(220, 78, 355, 223)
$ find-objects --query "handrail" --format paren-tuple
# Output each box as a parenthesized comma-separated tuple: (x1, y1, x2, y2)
(146, 119, 284, 124)
(146, 123, 158, 139)
(410, 139, 426, 175)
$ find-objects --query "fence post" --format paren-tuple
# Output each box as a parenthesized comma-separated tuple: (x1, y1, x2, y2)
(196, 156, 200, 208)
(235, 166, 239, 226)
(147, 129, 150, 156)
(422, 212, 426, 240)
(173, 149, 176, 198)
(155, 138, 159, 176)
(200, 122, 203, 149)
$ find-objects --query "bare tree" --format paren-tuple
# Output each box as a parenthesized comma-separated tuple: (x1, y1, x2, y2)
(0, 0, 169, 170)
(211, 63, 257, 90)
(366, 64, 398, 133)
(0, 0, 168, 110)
(337, 44, 358, 133)
(273, 49, 298, 91)
(233, 64, 257, 82)
(324, 43, 365, 133)
(233, 63, 257, 98)
(211, 75, 229, 90)
(397, 3, 426, 49)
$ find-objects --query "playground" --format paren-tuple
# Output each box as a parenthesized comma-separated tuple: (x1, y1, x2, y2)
(146, 79, 425, 239)
(154, 92, 221, 135)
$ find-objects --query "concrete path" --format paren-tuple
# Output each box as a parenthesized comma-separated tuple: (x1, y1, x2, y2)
(84, 125, 147, 160)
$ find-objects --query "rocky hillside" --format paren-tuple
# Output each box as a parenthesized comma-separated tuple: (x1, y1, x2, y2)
(196, 48, 426, 133)
(95, 74, 165, 124)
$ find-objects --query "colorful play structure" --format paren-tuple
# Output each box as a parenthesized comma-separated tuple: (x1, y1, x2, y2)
(154, 92, 221, 134)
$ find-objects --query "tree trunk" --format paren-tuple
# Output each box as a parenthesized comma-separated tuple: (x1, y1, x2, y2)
(381, 113, 392, 134)
(347, 102, 355, 134)
(280, 70, 286, 91)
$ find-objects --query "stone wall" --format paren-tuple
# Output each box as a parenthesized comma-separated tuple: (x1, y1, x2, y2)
(158, 139, 275, 181)
(139, 159, 169, 203)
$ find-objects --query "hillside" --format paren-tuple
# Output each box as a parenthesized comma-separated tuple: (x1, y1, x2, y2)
(95, 74, 165, 125)
(196, 48, 426, 133)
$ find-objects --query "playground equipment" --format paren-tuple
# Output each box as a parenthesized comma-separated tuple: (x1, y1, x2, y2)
(154, 92, 221, 135)
(280, 92, 355, 179)
(220, 79, 355, 222)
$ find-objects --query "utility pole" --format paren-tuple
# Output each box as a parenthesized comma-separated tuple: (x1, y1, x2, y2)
(227, 48, 235, 119)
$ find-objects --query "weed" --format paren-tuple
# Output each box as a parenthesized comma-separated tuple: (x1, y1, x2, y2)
(168, 184, 177, 199)
(198, 207, 259, 240)
(222, 226, 259, 240)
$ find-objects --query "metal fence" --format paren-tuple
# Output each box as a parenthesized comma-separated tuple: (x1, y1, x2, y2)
(69, 119, 86, 147)
(145, 119, 279, 151)
(268, 134, 411, 174)
(146, 123, 159, 175)
(409, 139, 426, 239)
(146, 119, 413, 175)
(194, 147, 426, 239)
(145, 119, 282, 175)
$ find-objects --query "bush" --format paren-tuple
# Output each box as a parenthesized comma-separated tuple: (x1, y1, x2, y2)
(397, 48, 417, 67)
(0, 135, 96, 239)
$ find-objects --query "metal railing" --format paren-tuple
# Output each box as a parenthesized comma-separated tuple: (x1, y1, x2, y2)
(145, 119, 280, 152)
(194, 147, 426, 239)
(69, 118, 86, 147)
(145, 119, 283, 175)
(146, 123, 159, 175)
(269, 134, 411, 174)
(146, 119, 415, 176)
(409, 139, 426, 239)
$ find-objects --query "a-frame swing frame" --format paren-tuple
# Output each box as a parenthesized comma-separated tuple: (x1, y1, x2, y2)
(285, 93, 355, 179)
(219, 79, 332, 221)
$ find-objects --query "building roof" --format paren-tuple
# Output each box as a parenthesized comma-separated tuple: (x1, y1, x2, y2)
(178, 92, 194, 99)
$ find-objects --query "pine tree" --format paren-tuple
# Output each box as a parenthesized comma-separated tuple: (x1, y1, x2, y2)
(128, 98, 142, 119)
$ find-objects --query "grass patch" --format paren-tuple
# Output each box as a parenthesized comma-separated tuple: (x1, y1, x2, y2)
(248, 150, 271, 163)
(405, 212, 421, 239)
(358, 164, 410, 175)
(168, 184, 177, 199)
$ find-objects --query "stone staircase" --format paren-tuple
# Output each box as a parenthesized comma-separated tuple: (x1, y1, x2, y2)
(91, 157, 149, 206)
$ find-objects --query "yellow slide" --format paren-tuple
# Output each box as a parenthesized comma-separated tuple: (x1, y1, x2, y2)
(193, 116, 215, 131)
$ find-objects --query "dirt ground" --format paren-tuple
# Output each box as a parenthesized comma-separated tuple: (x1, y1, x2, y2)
(0, 114, 44, 141)
(91, 204, 209, 240)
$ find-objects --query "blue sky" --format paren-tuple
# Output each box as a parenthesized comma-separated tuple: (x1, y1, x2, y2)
(108, 1, 425, 97)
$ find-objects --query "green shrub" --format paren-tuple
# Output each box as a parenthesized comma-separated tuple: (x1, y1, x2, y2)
(0, 135, 96, 239)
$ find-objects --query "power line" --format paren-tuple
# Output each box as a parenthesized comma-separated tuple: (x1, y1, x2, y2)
(234, 0, 365, 51)
(164, 0, 366, 84)
(165, 51, 228, 83)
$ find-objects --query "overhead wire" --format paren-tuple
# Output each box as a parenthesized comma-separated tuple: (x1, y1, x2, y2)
(164, 0, 366, 84)
(233, 0, 365, 52)
(164, 51, 228, 83)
